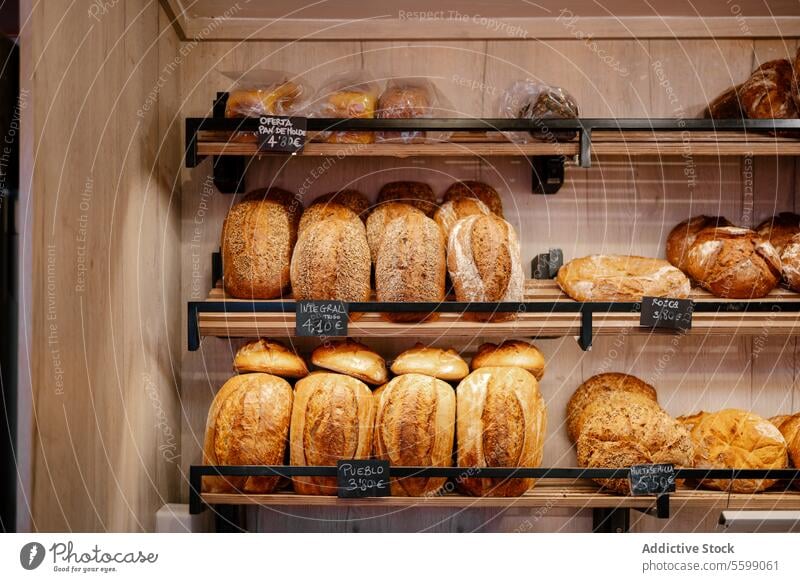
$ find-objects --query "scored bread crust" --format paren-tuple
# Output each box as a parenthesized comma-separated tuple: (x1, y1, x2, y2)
(373, 374, 456, 496)
(470, 340, 546, 381)
(311, 339, 388, 386)
(444, 181, 504, 217)
(772, 414, 800, 471)
(233, 338, 309, 378)
(755, 212, 800, 254)
(704, 85, 744, 119)
(290, 373, 375, 495)
(203, 373, 293, 494)
(781, 234, 800, 291)
(666, 215, 733, 272)
(434, 198, 492, 238)
(309, 189, 370, 222)
(377, 181, 438, 216)
(390, 343, 469, 381)
(456, 367, 546, 497)
(739, 59, 798, 119)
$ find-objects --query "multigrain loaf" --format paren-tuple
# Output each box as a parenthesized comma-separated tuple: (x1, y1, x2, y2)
(666, 215, 733, 272)
(739, 59, 798, 119)
(375, 212, 446, 323)
(290, 372, 375, 495)
(390, 343, 469, 381)
(233, 338, 308, 378)
(365, 202, 424, 263)
(298, 201, 363, 234)
(377, 181, 438, 215)
(434, 198, 492, 238)
(373, 374, 456, 496)
(443, 181, 504, 216)
(456, 367, 547, 497)
(311, 339, 387, 386)
(470, 340, 545, 381)
(202, 374, 293, 494)
(755, 212, 800, 254)
(221, 188, 302, 299)
(309, 189, 370, 221)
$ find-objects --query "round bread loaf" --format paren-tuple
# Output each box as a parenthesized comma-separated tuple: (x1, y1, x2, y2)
(793, 47, 800, 113)
(290, 210, 371, 312)
(704, 85, 744, 119)
(739, 59, 798, 119)
(298, 201, 362, 235)
(444, 181, 504, 216)
(755, 212, 800, 253)
(233, 338, 308, 378)
(666, 215, 733, 272)
(221, 188, 302, 299)
(557, 255, 690, 302)
(376, 85, 431, 142)
(456, 367, 546, 497)
(770, 414, 792, 430)
(377, 181, 438, 215)
(470, 340, 545, 381)
(203, 373, 293, 494)
(373, 374, 455, 496)
(780, 233, 800, 291)
(685, 409, 788, 493)
(686, 227, 781, 298)
(434, 198, 492, 238)
(773, 414, 800, 468)
(567, 373, 658, 442)
(290, 372, 375, 495)
(365, 202, 424, 263)
(390, 343, 469, 381)
(376, 212, 446, 323)
(576, 399, 694, 495)
(447, 214, 524, 322)
(309, 189, 370, 221)
(311, 339, 387, 386)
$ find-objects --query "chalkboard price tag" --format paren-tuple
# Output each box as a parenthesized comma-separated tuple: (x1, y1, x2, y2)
(337, 460, 390, 498)
(257, 116, 307, 153)
(629, 463, 676, 496)
(640, 296, 693, 330)
(296, 301, 348, 337)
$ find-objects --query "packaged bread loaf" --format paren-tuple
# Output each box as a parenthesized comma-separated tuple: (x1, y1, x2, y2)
(373, 374, 456, 496)
(434, 198, 492, 238)
(366, 202, 424, 263)
(456, 367, 547, 497)
(203, 374, 293, 493)
(443, 181, 503, 216)
(447, 214, 524, 322)
(376, 181, 438, 216)
(666, 215, 733, 272)
(376, 79, 433, 143)
(498, 80, 579, 142)
(739, 59, 798, 119)
(471, 340, 545, 381)
(390, 343, 469, 381)
(290, 372, 375, 495)
(311, 339, 388, 386)
(233, 338, 308, 378)
(223, 70, 310, 118)
(375, 212, 446, 323)
(309, 189, 370, 222)
(222, 188, 302, 299)
(314, 73, 378, 144)
(755, 212, 800, 253)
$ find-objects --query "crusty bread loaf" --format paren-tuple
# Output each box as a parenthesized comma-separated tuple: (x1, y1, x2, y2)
(686, 226, 781, 298)
(739, 59, 798, 119)
(666, 215, 733, 272)
(470, 340, 545, 381)
(298, 202, 362, 235)
(444, 181, 504, 216)
(309, 189, 370, 221)
(377, 182, 438, 216)
(365, 202, 424, 263)
(311, 339, 388, 386)
(456, 367, 546, 497)
(793, 47, 800, 113)
(557, 255, 690, 302)
(233, 339, 308, 378)
(203, 373, 293, 493)
(684, 409, 788, 493)
(222, 188, 302, 299)
(390, 343, 469, 381)
(756, 212, 800, 254)
(373, 374, 455, 496)
(771, 413, 800, 490)
(290, 372, 375, 495)
(447, 214, 524, 322)
(781, 233, 800, 291)
(290, 210, 371, 312)
(704, 85, 744, 119)
(770, 415, 792, 430)
(376, 212, 446, 323)
(434, 198, 492, 238)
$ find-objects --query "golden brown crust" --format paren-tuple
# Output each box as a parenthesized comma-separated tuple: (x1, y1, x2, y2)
(444, 181, 504, 216)
(739, 59, 798, 119)
(470, 340, 545, 381)
(704, 85, 744, 119)
(203, 374, 293, 494)
(309, 190, 370, 222)
(233, 339, 309, 378)
(290, 373, 375, 495)
(686, 226, 782, 298)
(297, 202, 362, 235)
(772, 414, 800, 471)
(222, 188, 302, 299)
(376, 182, 438, 216)
(456, 367, 546, 497)
(377, 85, 431, 118)
(225, 83, 303, 117)
(434, 198, 492, 238)
(769, 414, 791, 431)
(781, 233, 800, 291)
(375, 213, 446, 323)
(390, 343, 469, 381)
(323, 90, 376, 144)
(755, 212, 800, 254)
(557, 255, 691, 302)
(373, 374, 455, 496)
(311, 339, 388, 386)
(666, 215, 733, 272)
(793, 47, 800, 114)
(366, 202, 425, 263)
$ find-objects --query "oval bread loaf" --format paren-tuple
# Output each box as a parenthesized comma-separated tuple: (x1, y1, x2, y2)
(366, 202, 424, 263)
(666, 215, 733, 272)
(309, 189, 369, 221)
(470, 340, 545, 381)
(390, 343, 469, 381)
(444, 181, 504, 216)
(233, 338, 308, 378)
(434, 197, 492, 238)
(377, 181, 438, 216)
(311, 339, 388, 386)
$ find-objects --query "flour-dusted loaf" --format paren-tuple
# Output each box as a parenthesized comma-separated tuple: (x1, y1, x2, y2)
(390, 343, 469, 381)
(434, 198, 492, 238)
(365, 202, 424, 263)
(739, 59, 798, 119)
(444, 181, 504, 216)
(290, 372, 376, 495)
(221, 188, 303, 299)
(377, 181, 438, 216)
(373, 374, 456, 496)
(447, 214, 524, 322)
(203, 373, 293, 494)
(311, 339, 388, 386)
(376, 212, 446, 323)
(471, 340, 545, 381)
(686, 227, 781, 298)
(233, 338, 308, 379)
(557, 255, 690, 302)
(666, 215, 733, 272)
(684, 409, 788, 493)
(309, 189, 370, 221)
(756, 212, 800, 254)
(298, 201, 363, 234)
(781, 234, 800, 291)
(290, 208, 371, 312)
(456, 367, 547, 497)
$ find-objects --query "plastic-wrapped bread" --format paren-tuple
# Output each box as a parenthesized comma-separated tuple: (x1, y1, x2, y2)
(447, 214, 524, 322)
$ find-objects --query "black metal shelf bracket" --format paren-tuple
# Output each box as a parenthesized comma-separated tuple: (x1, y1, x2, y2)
(579, 127, 592, 168)
(531, 155, 565, 194)
(188, 302, 200, 352)
(579, 308, 593, 351)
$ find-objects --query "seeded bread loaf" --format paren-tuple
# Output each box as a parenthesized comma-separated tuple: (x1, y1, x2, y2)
(444, 181, 504, 216)
(376, 181, 438, 216)
(309, 189, 370, 221)
(365, 202, 424, 263)
(434, 198, 492, 238)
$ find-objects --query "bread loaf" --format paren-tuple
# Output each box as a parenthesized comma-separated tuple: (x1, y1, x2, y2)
(225, 82, 303, 117)
(686, 227, 781, 298)
(390, 343, 469, 381)
(447, 214, 524, 322)
(456, 367, 546, 497)
(311, 339, 387, 386)
(376, 84, 431, 142)
(739, 59, 798, 119)
(323, 89, 376, 144)
(781, 233, 800, 291)
(793, 47, 800, 113)
(704, 85, 744, 119)
(377, 182, 438, 216)
(222, 188, 302, 299)
(755, 212, 800, 254)
(771, 413, 800, 490)
(557, 255, 690, 302)
(444, 181, 504, 216)
(666, 215, 733, 272)
(290, 372, 375, 495)
(366, 202, 424, 263)
(309, 189, 369, 222)
(471, 340, 545, 381)
(434, 198, 492, 238)
(373, 374, 455, 496)
(203, 374, 293, 493)
(233, 339, 308, 378)
(298, 202, 362, 235)
(376, 212, 446, 323)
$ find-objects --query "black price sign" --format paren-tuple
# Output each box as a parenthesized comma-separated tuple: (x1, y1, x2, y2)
(629, 463, 676, 496)
(640, 296, 693, 330)
(337, 460, 390, 498)
(257, 116, 306, 153)
(296, 300, 348, 337)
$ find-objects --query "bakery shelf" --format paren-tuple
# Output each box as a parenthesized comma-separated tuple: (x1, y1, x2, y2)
(187, 280, 800, 351)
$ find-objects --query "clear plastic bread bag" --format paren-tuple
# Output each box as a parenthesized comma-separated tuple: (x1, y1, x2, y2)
(222, 70, 313, 118)
(496, 79, 579, 143)
(375, 78, 453, 144)
(309, 72, 381, 144)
